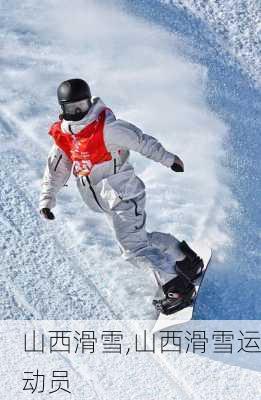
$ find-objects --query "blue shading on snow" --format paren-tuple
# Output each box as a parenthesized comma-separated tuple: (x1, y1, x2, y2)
(124, 0, 261, 318)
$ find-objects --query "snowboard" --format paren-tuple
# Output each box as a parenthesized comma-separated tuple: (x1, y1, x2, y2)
(152, 242, 212, 333)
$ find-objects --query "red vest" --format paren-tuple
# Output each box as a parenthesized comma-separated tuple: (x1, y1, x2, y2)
(49, 109, 112, 176)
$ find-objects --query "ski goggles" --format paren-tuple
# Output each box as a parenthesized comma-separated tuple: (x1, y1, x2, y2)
(62, 98, 91, 115)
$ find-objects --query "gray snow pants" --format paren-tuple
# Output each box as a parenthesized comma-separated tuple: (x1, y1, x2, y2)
(104, 193, 183, 282)
(77, 176, 183, 283)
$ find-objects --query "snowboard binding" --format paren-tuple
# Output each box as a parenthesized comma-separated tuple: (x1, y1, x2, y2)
(153, 275, 196, 315)
(175, 241, 204, 282)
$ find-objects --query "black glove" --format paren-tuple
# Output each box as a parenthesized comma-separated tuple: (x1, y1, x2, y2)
(171, 155, 184, 172)
(40, 208, 55, 220)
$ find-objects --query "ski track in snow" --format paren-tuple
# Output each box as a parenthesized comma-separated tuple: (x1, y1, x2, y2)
(0, 0, 260, 399)
(0, 151, 115, 320)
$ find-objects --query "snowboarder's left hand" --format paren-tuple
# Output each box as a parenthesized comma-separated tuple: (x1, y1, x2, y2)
(171, 155, 184, 172)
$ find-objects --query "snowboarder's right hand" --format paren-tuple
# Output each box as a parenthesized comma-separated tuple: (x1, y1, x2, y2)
(171, 155, 184, 172)
(40, 208, 55, 220)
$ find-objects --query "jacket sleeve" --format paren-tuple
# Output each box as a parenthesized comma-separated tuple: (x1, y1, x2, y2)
(104, 119, 176, 167)
(39, 145, 73, 210)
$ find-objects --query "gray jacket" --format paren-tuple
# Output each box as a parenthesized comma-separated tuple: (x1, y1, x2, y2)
(39, 98, 175, 212)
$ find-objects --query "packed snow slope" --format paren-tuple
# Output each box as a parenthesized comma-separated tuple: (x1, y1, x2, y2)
(0, 0, 260, 322)
(1, 1, 261, 399)
(159, 0, 261, 88)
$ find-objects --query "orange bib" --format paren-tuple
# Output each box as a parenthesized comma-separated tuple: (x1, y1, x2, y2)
(49, 109, 112, 176)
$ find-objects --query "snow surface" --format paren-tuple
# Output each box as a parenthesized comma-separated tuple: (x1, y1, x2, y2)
(0, 0, 237, 320)
(160, 0, 261, 88)
(125, 0, 261, 319)
(0, 0, 261, 398)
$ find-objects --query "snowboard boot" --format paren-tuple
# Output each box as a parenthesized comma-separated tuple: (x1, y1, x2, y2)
(175, 241, 204, 282)
(153, 275, 196, 315)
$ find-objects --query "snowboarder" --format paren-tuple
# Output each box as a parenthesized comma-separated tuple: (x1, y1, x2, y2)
(39, 78, 203, 315)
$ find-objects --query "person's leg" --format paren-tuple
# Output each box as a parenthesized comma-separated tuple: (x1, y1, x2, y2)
(104, 193, 177, 278)
(105, 193, 207, 314)
(148, 231, 184, 263)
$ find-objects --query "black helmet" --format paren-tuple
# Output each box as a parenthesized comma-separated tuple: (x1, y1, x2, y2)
(57, 78, 92, 121)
